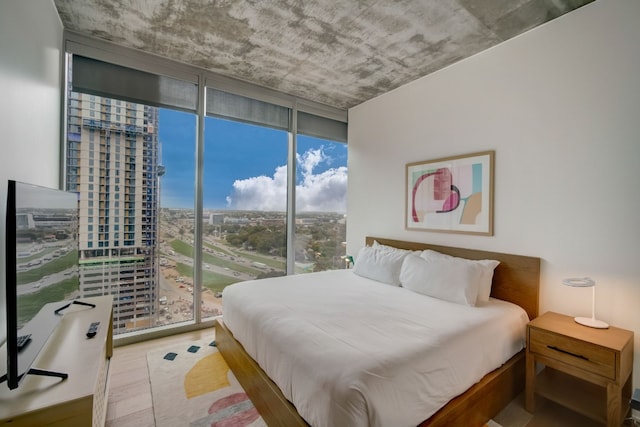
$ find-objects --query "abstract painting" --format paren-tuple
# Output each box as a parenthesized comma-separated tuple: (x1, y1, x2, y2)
(406, 151, 494, 235)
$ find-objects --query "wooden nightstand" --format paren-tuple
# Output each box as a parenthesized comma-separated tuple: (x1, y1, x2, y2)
(526, 311, 634, 427)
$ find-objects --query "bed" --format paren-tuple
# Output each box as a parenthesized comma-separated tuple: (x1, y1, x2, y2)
(215, 236, 540, 427)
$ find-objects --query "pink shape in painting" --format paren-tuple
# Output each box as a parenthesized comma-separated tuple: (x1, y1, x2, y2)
(411, 164, 479, 224)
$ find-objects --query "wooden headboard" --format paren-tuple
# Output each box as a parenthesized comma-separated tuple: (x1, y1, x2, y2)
(366, 237, 541, 320)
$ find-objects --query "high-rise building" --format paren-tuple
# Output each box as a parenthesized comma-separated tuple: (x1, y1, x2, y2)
(65, 91, 160, 334)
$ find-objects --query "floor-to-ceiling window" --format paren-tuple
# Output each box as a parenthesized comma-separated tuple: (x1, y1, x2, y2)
(63, 37, 347, 339)
(155, 109, 197, 327)
(201, 114, 288, 319)
(198, 91, 349, 319)
(65, 55, 198, 334)
(294, 112, 348, 272)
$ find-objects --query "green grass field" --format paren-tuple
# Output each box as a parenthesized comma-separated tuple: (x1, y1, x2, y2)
(16, 278, 79, 326)
(17, 251, 78, 285)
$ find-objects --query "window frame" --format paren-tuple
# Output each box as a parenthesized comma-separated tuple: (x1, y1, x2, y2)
(62, 31, 348, 346)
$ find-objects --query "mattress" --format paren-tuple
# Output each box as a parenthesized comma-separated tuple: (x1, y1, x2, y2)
(222, 269, 529, 427)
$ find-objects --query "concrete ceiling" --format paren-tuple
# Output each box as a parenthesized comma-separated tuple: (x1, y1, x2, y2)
(53, 0, 593, 110)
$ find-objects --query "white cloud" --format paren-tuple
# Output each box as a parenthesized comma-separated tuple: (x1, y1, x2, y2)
(225, 165, 288, 211)
(226, 147, 347, 212)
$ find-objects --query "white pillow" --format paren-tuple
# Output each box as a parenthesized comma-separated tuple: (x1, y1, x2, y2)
(399, 254, 482, 306)
(420, 249, 499, 303)
(372, 240, 413, 255)
(352, 245, 410, 286)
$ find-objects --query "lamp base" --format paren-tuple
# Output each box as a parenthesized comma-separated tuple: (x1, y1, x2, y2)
(574, 316, 609, 329)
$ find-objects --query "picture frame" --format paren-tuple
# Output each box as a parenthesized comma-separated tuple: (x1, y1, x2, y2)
(405, 150, 494, 235)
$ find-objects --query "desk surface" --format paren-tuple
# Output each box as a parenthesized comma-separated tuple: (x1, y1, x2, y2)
(0, 295, 113, 420)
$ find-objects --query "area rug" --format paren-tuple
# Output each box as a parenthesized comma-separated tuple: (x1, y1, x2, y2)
(147, 338, 267, 427)
(148, 339, 504, 427)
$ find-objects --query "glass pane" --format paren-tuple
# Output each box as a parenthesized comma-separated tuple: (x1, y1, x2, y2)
(295, 135, 348, 272)
(65, 90, 196, 334)
(156, 109, 196, 327)
(201, 117, 288, 319)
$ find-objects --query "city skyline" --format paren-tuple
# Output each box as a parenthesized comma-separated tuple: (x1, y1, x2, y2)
(159, 109, 348, 212)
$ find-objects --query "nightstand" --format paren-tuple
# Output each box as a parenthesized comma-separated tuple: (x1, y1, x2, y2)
(525, 311, 634, 427)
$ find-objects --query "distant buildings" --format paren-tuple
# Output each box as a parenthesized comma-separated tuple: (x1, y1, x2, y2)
(65, 91, 160, 334)
(15, 213, 36, 229)
(221, 216, 250, 225)
(209, 213, 224, 225)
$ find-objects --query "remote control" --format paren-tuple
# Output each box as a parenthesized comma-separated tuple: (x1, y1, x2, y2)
(86, 321, 100, 338)
(17, 333, 32, 350)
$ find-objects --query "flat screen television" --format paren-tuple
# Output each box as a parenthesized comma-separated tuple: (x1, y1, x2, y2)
(1, 180, 80, 390)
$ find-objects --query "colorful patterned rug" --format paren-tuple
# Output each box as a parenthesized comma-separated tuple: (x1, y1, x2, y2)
(147, 339, 267, 427)
(147, 338, 504, 427)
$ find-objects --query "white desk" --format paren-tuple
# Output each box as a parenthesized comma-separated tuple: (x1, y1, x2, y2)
(0, 295, 113, 427)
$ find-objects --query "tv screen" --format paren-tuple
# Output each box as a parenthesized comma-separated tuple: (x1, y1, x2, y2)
(1, 180, 79, 389)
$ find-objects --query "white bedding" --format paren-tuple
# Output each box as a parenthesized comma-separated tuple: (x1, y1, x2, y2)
(222, 269, 529, 427)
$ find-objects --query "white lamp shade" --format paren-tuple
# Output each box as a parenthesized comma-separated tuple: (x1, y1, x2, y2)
(562, 277, 595, 287)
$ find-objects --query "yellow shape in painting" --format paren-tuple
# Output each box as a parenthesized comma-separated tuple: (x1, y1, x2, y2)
(184, 352, 230, 399)
(460, 192, 482, 225)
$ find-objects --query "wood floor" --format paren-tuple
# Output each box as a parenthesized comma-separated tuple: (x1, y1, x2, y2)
(105, 328, 618, 427)
(106, 328, 213, 427)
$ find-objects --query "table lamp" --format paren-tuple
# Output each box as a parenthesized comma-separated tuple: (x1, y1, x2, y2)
(562, 277, 609, 328)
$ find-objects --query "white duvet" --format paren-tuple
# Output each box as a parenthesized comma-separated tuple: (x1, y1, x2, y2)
(222, 269, 528, 427)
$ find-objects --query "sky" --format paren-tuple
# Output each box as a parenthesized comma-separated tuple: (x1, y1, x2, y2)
(15, 181, 78, 209)
(158, 109, 348, 212)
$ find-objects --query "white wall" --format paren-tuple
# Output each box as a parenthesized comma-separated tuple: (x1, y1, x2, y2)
(348, 0, 640, 388)
(0, 0, 63, 344)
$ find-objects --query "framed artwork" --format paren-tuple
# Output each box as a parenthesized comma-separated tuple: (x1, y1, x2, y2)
(406, 151, 494, 235)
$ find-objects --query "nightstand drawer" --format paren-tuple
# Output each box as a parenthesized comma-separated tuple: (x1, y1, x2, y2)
(529, 328, 615, 379)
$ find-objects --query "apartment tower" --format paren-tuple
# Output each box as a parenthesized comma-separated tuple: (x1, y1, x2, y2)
(65, 91, 160, 334)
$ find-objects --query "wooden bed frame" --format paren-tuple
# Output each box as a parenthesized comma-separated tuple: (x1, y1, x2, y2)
(215, 236, 540, 427)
